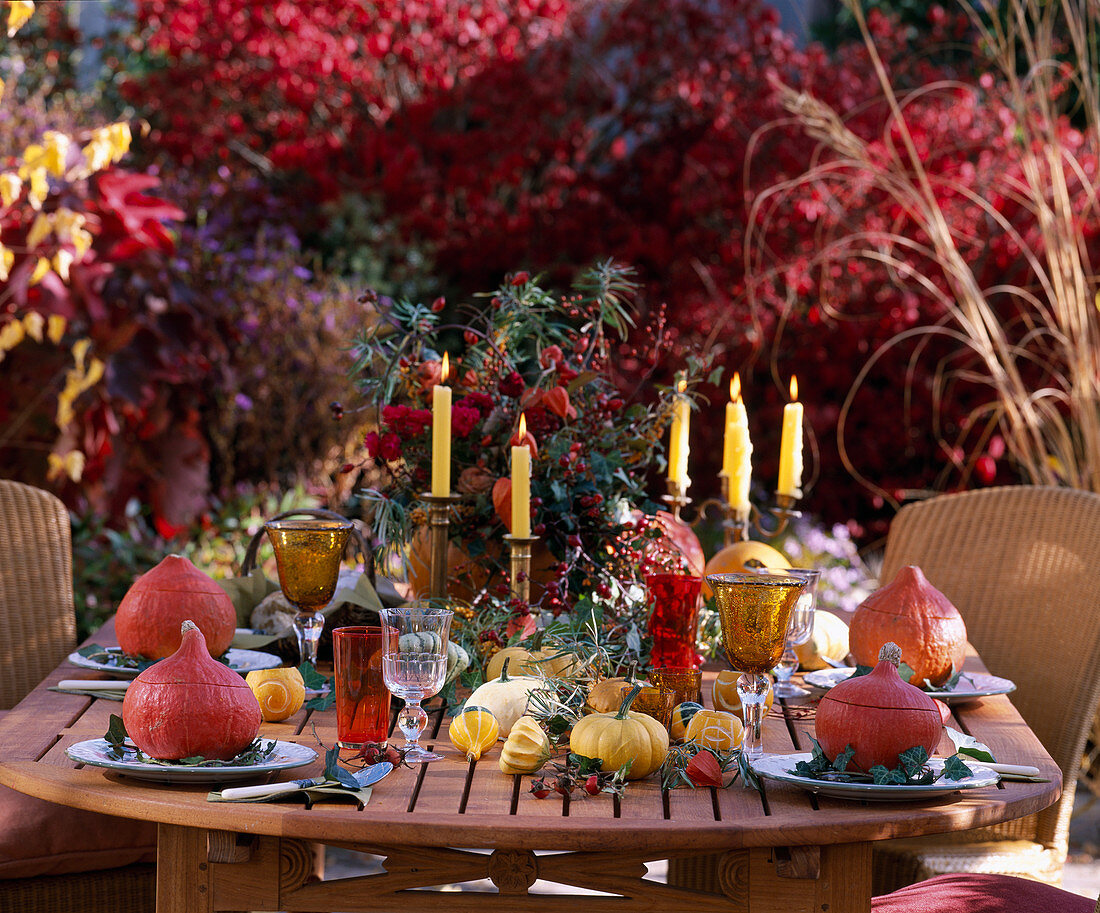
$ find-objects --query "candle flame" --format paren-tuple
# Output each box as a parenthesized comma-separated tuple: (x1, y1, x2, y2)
(730, 373, 742, 404)
(518, 413, 527, 438)
(441, 352, 450, 384)
(789, 375, 798, 402)
(676, 378, 687, 394)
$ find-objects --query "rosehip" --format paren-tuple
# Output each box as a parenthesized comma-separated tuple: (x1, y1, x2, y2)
(583, 774, 600, 796)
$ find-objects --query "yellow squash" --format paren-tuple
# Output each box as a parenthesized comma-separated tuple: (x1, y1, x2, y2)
(569, 684, 669, 780)
(499, 715, 551, 775)
(685, 709, 744, 753)
(448, 705, 500, 761)
(465, 660, 542, 735)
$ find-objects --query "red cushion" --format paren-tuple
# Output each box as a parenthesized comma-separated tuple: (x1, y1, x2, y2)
(872, 874, 1095, 913)
(0, 785, 156, 879)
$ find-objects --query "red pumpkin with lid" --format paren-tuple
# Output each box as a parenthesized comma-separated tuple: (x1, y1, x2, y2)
(848, 565, 967, 687)
(815, 642, 943, 773)
(122, 620, 261, 760)
(115, 555, 237, 660)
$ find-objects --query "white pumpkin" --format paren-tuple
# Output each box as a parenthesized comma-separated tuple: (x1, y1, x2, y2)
(465, 661, 542, 735)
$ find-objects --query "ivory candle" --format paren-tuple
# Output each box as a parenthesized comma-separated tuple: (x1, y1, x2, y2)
(511, 413, 531, 538)
(431, 353, 452, 496)
(722, 373, 753, 512)
(667, 379, 690, 492)
(777, 375, 803, 498)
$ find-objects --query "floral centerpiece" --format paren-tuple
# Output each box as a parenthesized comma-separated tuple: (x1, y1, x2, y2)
(347, 261, 708, 674)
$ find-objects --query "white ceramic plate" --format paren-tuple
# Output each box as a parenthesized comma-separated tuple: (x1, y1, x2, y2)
(752, 753, 1000, 801)
(67, 647, 282, 679)
(66, 738, 317, 784)
(802, 668, 1016, 704)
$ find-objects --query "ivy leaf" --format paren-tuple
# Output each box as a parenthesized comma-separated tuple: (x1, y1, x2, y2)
(898, 746, 929, 778)
(850, 665, 873, 679)
(898, 661, 917, 685)
(105, 714, 128, 759)
(870, 765, 908, 785)
(832, 744, 856, 772)
(944, 727, 996, 764)
(297, 661, 329, 691)
(943, 754, 974, 781)
(568, 752, 604, 776)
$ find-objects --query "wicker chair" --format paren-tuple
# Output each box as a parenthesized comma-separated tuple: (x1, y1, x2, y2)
(0, 479, 156, 912)
(871, 485, 1100, 894)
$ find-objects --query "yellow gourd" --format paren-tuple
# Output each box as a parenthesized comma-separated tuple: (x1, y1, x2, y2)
(245, 667, 306, 722)
(712, 669, 774, 719)
(794, 611, 850, 671)
(685, 709, 744, 752)
(448, 705, 500, 761)
(485, 646, 538, 680)
(499, 715, 551, 775)
(465, 660, 542, 735)
(569, 684, 669, 780)
(669, 701, 704, 743)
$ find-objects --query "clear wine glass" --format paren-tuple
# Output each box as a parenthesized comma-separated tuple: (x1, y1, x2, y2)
(708, 571, 806, 760)
(380, 605, 453, 764)
(265, 517, 352, 667)
(769, 567, 821, 699)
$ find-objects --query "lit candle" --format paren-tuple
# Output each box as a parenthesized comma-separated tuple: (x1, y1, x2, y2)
(511, 413, 531, 538)
(431, 353, 452, 496)
(777, 375, 804, 498)
(667, 378, 690, 493)
(722, 373, 753, 512)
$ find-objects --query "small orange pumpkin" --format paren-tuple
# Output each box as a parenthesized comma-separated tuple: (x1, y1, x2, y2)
(115, 555, 237, 659)
(849, 565, 967, 687)
(815, 642, 943, 773)
(123, 620, 261, 760)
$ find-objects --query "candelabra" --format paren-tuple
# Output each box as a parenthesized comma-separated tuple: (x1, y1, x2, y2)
(663, 477, 801, 546)
(419, 492, 463, 600)
(503, 534, 539, 603)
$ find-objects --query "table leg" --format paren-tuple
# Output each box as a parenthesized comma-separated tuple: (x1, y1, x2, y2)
(745, 842, 872, 913)
(156, 824, 214, 913)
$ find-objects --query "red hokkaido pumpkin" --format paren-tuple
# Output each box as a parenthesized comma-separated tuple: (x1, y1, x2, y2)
(815, 642, 943, 773)
(122, 620, 261, 760)
(115, 555, 236, 659)
(848, 565, 967, 687)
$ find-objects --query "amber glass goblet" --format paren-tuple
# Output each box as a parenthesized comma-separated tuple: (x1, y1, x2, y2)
(265, 518, 353, 666)
(708, 571, 806, 761)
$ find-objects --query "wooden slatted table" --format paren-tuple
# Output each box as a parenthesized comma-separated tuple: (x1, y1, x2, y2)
(0, 622, 1061, 913)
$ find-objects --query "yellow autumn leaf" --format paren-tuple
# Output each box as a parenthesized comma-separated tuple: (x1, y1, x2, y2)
(82, 357, 105, 390)
(53, 248, 73, 282)
(22, 311, 43, 342)
(7, 1, 34, 38)
(43, 131, 70, 178)
(47, 314, 65, 344)
(53, 208, 85, 240)
(0, 75, 5, 100)
(82, 129, 112, 174)
(0, 319, 25, 351)
(26, 211, 51, 248)
(71, 337, 91, 371)
(27, 167, 47, 210)
(47, 450, 85, 483)
(19, 144, 46, 177)
(108, 122, 132, 160)
(0, 172, 21, 207)
(0, 244, 12, 282)
(29, 257, 50, 284)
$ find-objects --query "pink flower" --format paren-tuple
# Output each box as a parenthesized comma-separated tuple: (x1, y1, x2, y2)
(379, 432, 402, 461)
(499, 370, 525, 398)
(539, 344, 564, 368)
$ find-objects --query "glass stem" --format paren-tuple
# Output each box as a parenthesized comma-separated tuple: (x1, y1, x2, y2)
(398, 698, 427, 749)
(295, 610, 325, 666)
(738, 672, 769, 760)
(773, 642, 798, 684)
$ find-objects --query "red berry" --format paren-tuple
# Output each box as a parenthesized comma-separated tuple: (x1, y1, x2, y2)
(584, 774, 600, 796)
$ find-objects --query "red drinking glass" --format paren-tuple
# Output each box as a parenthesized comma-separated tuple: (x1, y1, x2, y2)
(332, 626, 391, 749)
(646, 573, 703, 669)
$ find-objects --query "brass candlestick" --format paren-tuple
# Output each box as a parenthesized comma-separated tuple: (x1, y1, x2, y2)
(662, 479, 691, 522)
(419, 492, 462, 601)
(504, 534, 539, 604)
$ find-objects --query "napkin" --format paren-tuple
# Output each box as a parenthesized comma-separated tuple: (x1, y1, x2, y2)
(51, 681, 129, 701)
(207, 785, 373, 809)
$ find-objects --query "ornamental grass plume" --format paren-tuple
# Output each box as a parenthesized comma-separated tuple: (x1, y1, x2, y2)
(748, 0, 1100, 502)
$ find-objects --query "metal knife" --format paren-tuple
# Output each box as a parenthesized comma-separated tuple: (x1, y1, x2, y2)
(218, 761, 392, 800)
